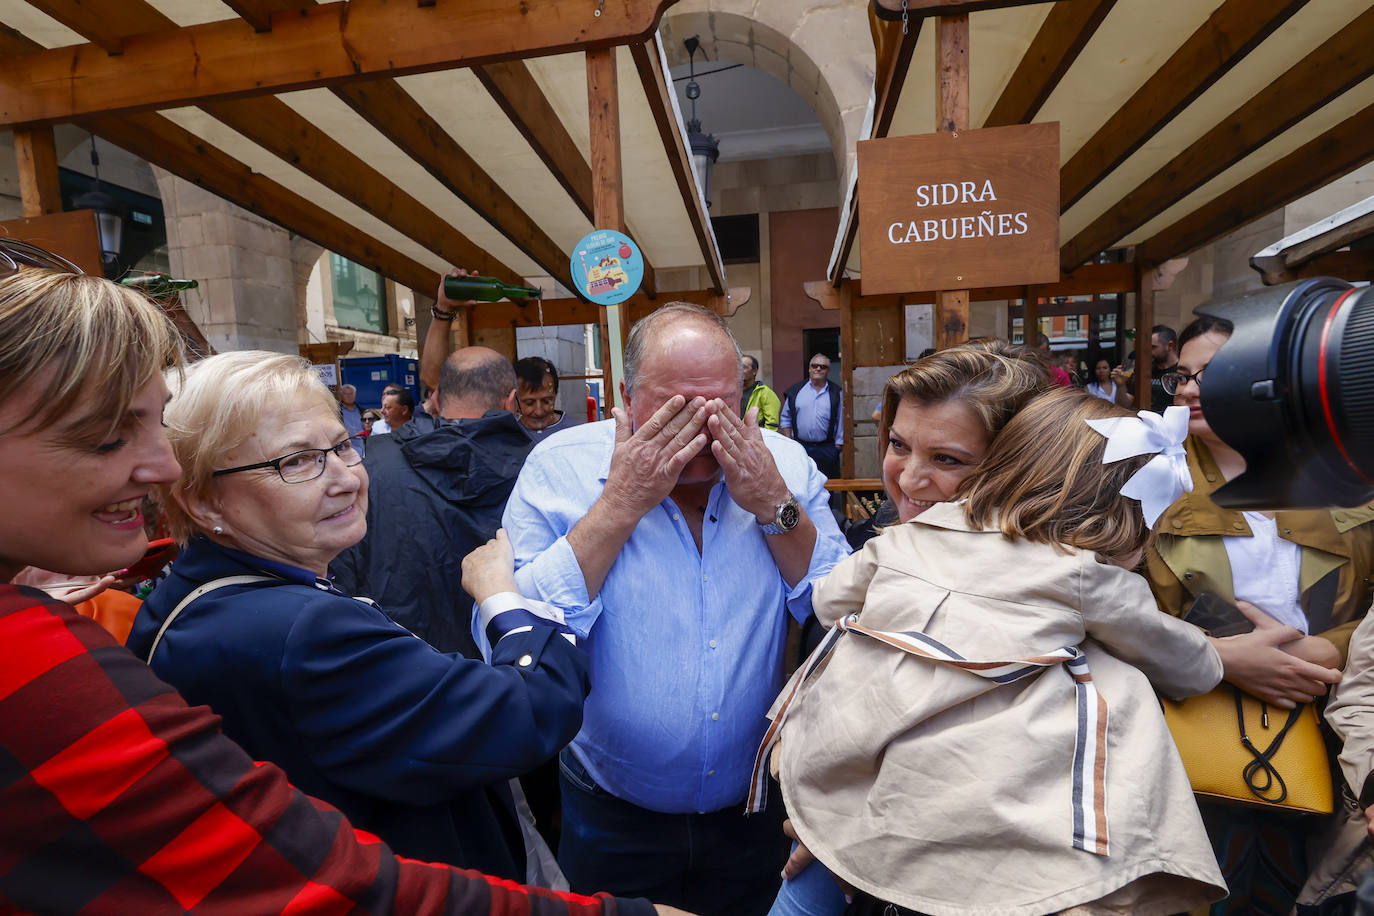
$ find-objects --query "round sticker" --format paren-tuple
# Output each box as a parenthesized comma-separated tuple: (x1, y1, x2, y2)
(570, 229, 644, 305)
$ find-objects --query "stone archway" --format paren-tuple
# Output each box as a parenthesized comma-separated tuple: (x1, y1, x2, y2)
(658, 3, 874, 181)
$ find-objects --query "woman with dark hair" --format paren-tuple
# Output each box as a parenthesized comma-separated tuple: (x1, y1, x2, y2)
(1143, 315, 1374, 915)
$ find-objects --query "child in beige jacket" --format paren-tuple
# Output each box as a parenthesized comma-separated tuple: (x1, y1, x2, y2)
(758, 389, 1228, 916)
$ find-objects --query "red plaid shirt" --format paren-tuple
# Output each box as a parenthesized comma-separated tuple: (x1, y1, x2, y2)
(0, 585, 652, 916)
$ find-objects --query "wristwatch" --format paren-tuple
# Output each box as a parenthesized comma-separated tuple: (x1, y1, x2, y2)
(759, 494, 801, 535)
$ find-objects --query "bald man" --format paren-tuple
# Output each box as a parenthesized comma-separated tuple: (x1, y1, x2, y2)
(502, 303, 849, 914)
(331, 346, 530, 658)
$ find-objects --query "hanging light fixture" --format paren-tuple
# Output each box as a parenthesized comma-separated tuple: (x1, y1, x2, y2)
(70, 134, 127, 271)
(683, 36, 720, 210)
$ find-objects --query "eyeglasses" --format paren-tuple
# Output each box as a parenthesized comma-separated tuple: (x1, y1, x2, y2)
(213, 435, 366, 484)
(1160, 367, 1205, 396)
(0, 239, 83, 277)
(809, 363, 829, 370)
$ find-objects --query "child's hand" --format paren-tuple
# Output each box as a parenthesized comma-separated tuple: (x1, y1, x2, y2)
(1211, 624, 1341, 708)
(1280, 634, 1341, 669)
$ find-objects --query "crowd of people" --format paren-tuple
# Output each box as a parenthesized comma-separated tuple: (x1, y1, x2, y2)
(4, 245, 1374, 916)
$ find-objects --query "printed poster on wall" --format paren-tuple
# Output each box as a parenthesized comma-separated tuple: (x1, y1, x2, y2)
(570, 229, 644, 305)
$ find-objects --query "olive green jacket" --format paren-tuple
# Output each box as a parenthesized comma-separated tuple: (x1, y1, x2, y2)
(1143, 437, 1374, 664)
(743, 382, 782, 431)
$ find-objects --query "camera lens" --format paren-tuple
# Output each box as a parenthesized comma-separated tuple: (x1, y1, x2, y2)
(1199, 277, 1374, 510)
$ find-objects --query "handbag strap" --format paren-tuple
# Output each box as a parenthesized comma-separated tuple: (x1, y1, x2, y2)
(1234, 686, 1306, 804)
(748, 613, 1113, 857)
(145, 575, 274, 664)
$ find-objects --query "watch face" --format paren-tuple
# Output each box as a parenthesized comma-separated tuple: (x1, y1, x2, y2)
(778, 501, 801, 530)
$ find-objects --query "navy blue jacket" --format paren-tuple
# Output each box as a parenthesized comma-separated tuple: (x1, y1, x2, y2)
(127, 536, 588, 879)
(332, 411, 533, 657)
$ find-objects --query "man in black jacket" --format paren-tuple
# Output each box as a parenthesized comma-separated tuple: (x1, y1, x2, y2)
(331, 347, 530, 658)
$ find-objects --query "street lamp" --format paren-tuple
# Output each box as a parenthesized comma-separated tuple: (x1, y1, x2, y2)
(683, 36, 720, 210)
(70, 134, 127, 272)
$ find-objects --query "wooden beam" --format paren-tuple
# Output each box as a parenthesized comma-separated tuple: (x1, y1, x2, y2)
(23, 0, 173, 55)
(198, 94, 521, 287)
(1132, 262, 1153, 408)
(983, 0, 1117, 128)
(13, 126, 62, 217)
(629, 40, 728, 295)
(838, 278, 856, 477)
(472, 58, 658, 297)
(1061, 5, 1374, 270)
(876, 0, 1065, 14)
(828, 5, 920, 287)
(871, 3, 921, 139)
(587, 48, 625, 234)
(221, 0, 314, 33)
(0, 0, 677, 127)
(586, 47, 628, 410)
(1262, 249, 1374, 286)
(473, 60, 594, 223)
(468, 286, 751, 330)
(87, 111, 440, 296)
(1023, 285, 1039, 348)
(1138, 101, 1374, 264)
(806, 262, 1135, 309)
(331, 79, 571, 288)
(935, 14, 971, 348)
(1058, 0, 1308, 211)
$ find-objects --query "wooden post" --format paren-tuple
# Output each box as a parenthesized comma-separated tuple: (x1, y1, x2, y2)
(934, 14, 970, 347)
(586, 47, 630, 416)
(1022, 285, 1039, 348)
(1133, 261, 1154, 408)
(14, 126, 62, 217)
(838, 278, 857, 478)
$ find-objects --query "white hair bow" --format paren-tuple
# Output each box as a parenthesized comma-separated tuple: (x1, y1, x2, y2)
(1084, 405, 1193, 528)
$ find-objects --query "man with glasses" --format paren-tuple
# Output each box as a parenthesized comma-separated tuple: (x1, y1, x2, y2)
(780, 353, 844, 477)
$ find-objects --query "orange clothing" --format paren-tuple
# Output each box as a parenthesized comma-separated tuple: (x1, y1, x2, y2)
(73, 588, 142, 643)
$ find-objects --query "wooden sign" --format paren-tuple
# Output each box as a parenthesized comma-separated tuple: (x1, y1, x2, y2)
(0, 209, 103, 275)
(857, 122, 1060, 295)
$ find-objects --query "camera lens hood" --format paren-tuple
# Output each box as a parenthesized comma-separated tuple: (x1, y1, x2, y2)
(1198, 277, 1374, 510)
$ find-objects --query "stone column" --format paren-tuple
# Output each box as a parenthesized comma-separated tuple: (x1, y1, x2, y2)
(153, 168, 299, 353)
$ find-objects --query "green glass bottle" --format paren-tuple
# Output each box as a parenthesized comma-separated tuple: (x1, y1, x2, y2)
(444, 275, 542, 302)
(120, 274, 200, 298)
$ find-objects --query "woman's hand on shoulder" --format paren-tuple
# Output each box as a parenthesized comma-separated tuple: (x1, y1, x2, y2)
(460, 529, 518, 605)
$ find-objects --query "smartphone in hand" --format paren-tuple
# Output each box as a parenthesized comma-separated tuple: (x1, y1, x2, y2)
(1182, 592, 1255, 638)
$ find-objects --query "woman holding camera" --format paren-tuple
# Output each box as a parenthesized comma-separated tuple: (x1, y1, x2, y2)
(1143, 315, 1374, 915)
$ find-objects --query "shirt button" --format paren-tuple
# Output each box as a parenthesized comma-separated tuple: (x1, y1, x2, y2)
(517, 654, 533, 667)
(712, 712, 720, 721)
(1171, 520, 1182, 529)
(672, 513, 680, 521)
(703, 574, 709, 582)
(1233, 521, 1245, 530)
(1183, 572, 1193, 580)
(1283, 529, 1292, 535)
(707, 769, 716, 777)
(1206, 474, 1217, 483)
(709, 639, 718, 648)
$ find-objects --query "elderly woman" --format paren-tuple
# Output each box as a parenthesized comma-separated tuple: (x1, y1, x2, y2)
(1143, 315, 1374, 915)
(0, 249, 666, 915)
(127, 350, 590, 881)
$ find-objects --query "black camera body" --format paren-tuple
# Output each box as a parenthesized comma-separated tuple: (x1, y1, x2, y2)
(1197, 277, 1374, 510)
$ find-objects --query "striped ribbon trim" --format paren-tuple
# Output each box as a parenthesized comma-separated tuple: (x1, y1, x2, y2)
(747, 613, 1110, 857)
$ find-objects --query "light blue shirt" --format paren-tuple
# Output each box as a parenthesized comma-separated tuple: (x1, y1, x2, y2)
(502, 420, 850, 813)
(780, 381, 844, 445)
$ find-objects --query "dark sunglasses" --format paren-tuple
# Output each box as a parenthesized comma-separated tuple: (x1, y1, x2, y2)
(0, 239, 84, 277)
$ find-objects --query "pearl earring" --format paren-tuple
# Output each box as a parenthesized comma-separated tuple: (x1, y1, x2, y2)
(212, 525, 223, 535)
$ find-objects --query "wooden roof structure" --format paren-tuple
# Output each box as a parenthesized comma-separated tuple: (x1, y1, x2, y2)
(0, 0, 733, 342)
(834, 0, 1374, 284)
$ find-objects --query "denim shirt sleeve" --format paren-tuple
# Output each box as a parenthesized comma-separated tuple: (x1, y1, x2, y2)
(776, 435, 851, 623)
(500, 439, 606, 641)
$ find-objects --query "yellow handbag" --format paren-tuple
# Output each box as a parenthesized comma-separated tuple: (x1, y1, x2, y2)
(1162, 684, 1333, 815)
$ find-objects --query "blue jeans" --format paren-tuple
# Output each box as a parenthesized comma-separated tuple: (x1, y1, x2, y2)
(557, 749, 789, 916)
(767, 847, 849, 916)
